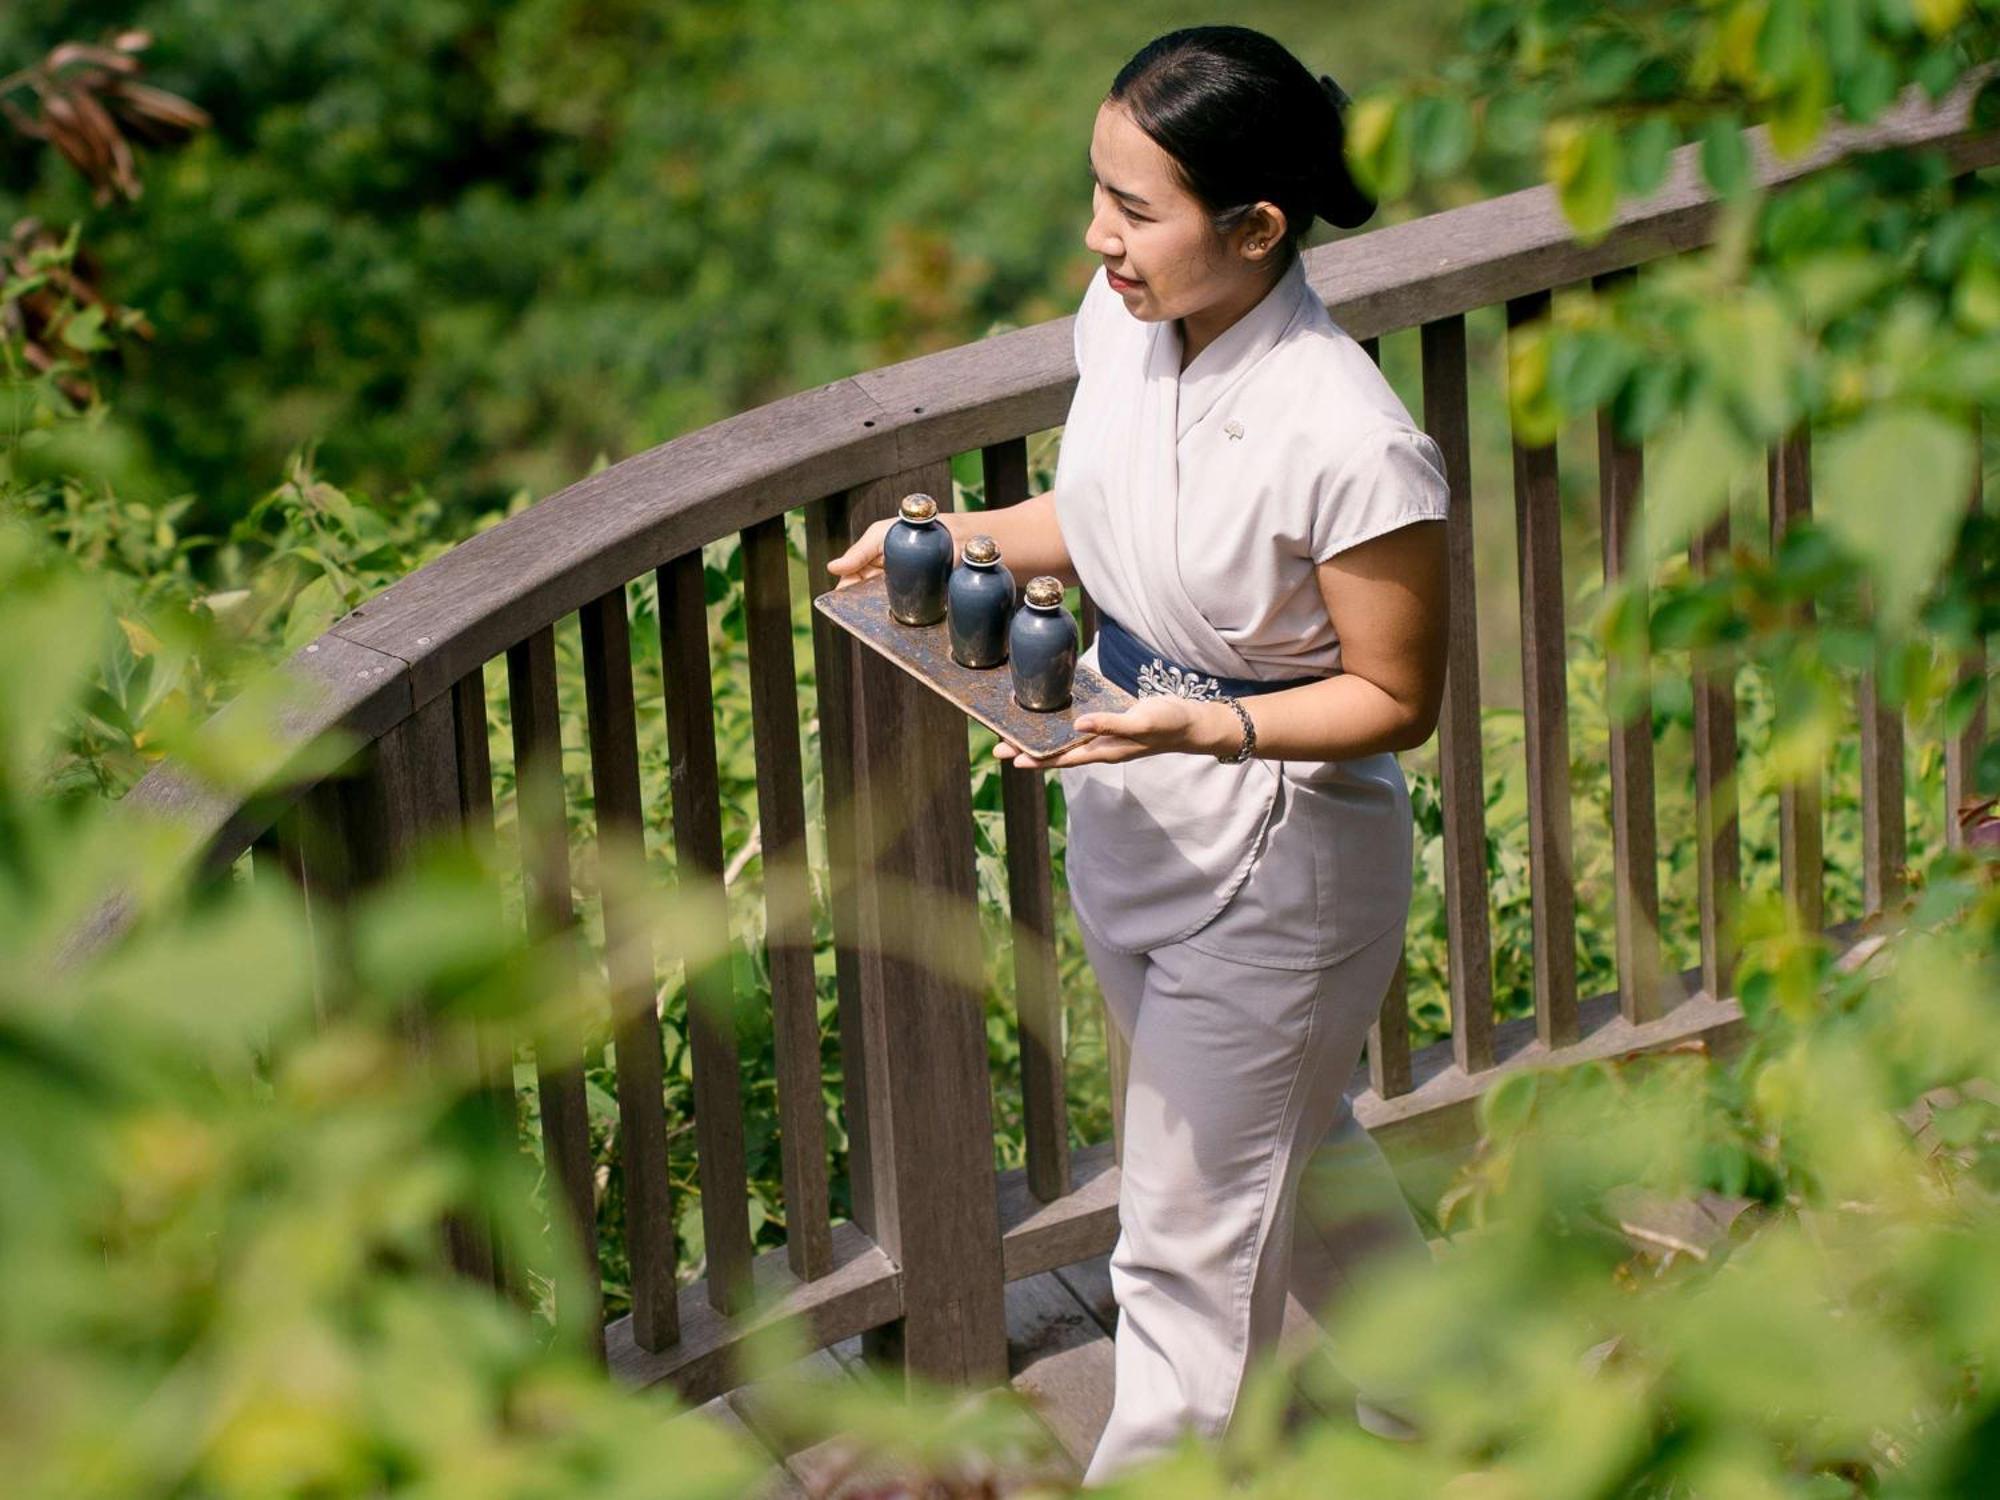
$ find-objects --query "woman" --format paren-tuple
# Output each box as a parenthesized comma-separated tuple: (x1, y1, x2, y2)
(829, 26, 1449, 1483)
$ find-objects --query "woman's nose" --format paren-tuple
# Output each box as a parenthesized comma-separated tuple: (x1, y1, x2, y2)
(1084, 208, 1120, 258)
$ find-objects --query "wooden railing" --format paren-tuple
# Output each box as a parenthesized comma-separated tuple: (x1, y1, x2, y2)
(88, 84, 1998, 1402)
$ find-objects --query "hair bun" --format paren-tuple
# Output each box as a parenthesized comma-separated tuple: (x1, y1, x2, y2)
(1316, 72, 1376, 230)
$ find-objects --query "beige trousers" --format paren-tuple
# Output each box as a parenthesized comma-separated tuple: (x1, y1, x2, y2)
(1078, 913, 1428, 1485)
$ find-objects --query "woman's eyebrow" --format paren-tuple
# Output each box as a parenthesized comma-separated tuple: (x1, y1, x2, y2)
(1085, 150, 1152, 208)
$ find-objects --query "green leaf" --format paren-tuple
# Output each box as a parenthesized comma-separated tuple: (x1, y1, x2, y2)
(1619, 115, 1676, 199)
(59, 305, 108, 353)
(1345, 94, 1412, 202)
(1410, 94, 1473, 179)
(1547, 120, 1621, 241)
(1817, 406, 1978, 625)
(1699, 114, 1752, 198)
(1767, 57, 1829, 159)
(1642, 400, 1758, 566)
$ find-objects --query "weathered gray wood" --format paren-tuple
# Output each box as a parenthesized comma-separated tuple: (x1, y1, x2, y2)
(1420, 313, 1494, 1072)
(1594, 276, 1663, 1025)
(843, 466, 1008, 1388)
(1053, 1253, 1117, 1335)
(55, 634, 412, 968)
(1858, 663, 1906, 913)
(579, 585, 679, 1349)
(1004, 1271, 1117, 1477)
(656, 549, 756, 1315)
(309, 92, 1994, 720)
(606, 1220, 903, 1403)
(451, 666, 523, 1303)
(815, 575, 1132, 758)
(1507, 291, 1579, 1050)
(1768, 431, 1824, 932)
(741, 515, 835, 1282)
(1357, 919, 1871, 1171)
(505, 625, 605, 1359)
(986, 436, 1070, 1205)
(802, 492, 877, 1232)
(1690, 517, 1742, 998)
(1946, 409, 1988, 849)
(1367, 955, 1413, 1100)
(999, 1141, 1120, 1283)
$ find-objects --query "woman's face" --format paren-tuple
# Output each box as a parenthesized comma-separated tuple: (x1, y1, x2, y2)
(1083, 99, 1277, 329)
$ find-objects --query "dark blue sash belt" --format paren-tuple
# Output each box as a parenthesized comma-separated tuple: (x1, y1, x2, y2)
(1095, 611, 1327, 699)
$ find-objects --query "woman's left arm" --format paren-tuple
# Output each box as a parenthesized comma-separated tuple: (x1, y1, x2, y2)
(997, 519, 1448, 770)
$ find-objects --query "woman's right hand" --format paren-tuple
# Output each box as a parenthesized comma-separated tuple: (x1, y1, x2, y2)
(825, 517, 896, 589)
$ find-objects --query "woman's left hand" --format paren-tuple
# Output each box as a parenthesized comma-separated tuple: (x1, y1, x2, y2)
(994, 696, 1223, 771)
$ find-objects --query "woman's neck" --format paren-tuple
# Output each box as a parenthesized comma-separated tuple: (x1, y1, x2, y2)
(1176, 261, 1288, 372)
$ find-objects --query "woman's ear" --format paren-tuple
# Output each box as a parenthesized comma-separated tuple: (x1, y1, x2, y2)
(1238, 203, 1289, 260)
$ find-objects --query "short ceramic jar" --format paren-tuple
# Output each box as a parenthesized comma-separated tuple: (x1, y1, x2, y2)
(882, 492, 953, 626)
(1009, 575, 1077, 711)
(947, 533, 1015, 668)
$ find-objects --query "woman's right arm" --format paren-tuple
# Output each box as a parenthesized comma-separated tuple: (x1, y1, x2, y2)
(826, 490, 1078, 590)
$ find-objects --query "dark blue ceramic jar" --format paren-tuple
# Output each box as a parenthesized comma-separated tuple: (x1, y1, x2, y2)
(1009, 575, 1077, 711)
(882, 492, 953, 626)
(947, 534, 1015, 668)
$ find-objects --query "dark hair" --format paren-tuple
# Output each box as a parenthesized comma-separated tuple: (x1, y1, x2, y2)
(1107, 26, 1374, 260)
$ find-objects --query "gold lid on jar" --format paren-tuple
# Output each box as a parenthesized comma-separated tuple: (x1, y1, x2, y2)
(1023, 576, 1065, 608)
(899, 493, 939, 523)
(961, 533, 1000, 565)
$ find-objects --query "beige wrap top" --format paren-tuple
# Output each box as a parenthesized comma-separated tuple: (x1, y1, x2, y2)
(1051, 252, 1450, 969)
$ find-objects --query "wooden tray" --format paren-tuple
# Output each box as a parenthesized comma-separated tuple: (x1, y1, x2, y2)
(814, 574, 1133, 758)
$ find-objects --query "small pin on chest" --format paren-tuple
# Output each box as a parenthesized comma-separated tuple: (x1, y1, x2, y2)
(1223, 419, 1245, 440)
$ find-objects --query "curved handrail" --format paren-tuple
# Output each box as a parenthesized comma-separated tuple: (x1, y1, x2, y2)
(105, 78, 1998, 909)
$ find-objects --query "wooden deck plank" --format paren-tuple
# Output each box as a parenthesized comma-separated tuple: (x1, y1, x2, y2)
(606, 1220, 901, 1404)
(1004, 1272, 1117, 1478)
(1053, 1253, 1117, 1336)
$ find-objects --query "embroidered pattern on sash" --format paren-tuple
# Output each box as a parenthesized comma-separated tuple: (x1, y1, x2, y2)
(1135, 659, 1225, 700)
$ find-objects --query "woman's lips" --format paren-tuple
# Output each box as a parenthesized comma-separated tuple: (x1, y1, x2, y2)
(1107, 269, 1144, 290)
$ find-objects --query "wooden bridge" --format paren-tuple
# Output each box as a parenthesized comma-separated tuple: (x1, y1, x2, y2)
(85, 84, 1996, 1491)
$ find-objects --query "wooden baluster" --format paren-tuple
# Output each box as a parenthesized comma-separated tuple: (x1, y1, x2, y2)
(451, 665, 523, 1302)
(844, 463, 1007, 1387)
(251, 805, 326, 1029)
(1506, 292, 1580, 1049)
(579, 587, 680, 1348)
(343, 693, 504, 1287)
(1946, 410, 1988, 849)
(804, 493, 877, 1230)
(1858, 655, 1907, 914)
(1768, 431, 1825, 932)
(1594, 271, 1663, 1024)
(741, 516, 835, 1279)
(1367, 957, 1413, 1099)
(1690, 516, 1741, 998)
(505, 625, 605, 1359)
(1360, 325, 1418, 1091)
(1422, 313, 1495, 1074)
(656, 551, 755, 1315)
(984, 436, 1071, 1202)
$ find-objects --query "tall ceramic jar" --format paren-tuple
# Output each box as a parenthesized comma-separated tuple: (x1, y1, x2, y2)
(1009, 575, 1078, 711)
(882, 492, 953, 626)
(946, 534, 1015, 668)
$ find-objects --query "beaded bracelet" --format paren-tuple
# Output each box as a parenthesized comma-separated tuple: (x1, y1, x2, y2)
(1214, 695, 1258, 764)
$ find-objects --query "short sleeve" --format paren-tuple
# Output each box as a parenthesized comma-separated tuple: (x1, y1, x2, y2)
(1309, 425, 1451, 563)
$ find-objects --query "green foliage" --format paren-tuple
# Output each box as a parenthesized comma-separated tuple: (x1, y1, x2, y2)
(5, 2, 2000, 1493)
